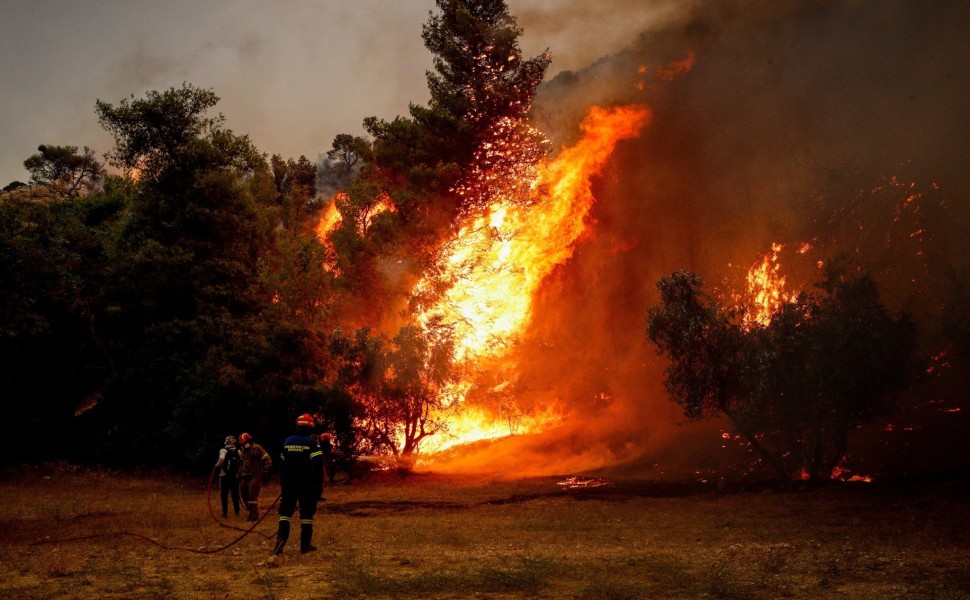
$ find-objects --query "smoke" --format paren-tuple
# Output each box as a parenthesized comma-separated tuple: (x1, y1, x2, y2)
(511, 0, 696, 76)
(424, 0, 970, 479)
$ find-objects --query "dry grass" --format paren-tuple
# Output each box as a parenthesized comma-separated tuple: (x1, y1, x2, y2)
(0, 465, 968, 599)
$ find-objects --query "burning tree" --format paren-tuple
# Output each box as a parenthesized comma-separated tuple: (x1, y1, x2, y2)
(647, 267, 918, 484)
(319, 0, 557, 457)
(331, 0, 550, 271)
(329, 323, 456, 463)
(330, 327, 454, 465)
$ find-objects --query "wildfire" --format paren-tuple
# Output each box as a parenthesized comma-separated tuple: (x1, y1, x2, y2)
(654, 51, 696, 81)
(637, 52, 696, 90)
(416, 105, 650, 361)
(830, 464, 873, 483)
(557, 476, 610, 489)
(315, 191, 396, 241)
(419, 403, 565, 454)
(743, 243, 797, 328)
(315, 194, 343, 240)
(414, 105, 651, 448)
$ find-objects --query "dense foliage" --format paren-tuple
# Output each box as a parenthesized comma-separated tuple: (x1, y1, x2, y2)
(0, 0, 547, 469)
(318, 0, 550, 458)
(647, 268, 919, 483)
(327, 0, 550, 313)
(0, 85, 345, 468)
(23, 144, 104, 196)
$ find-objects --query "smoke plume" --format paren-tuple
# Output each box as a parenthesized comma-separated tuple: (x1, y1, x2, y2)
(424, 0, 970, 480)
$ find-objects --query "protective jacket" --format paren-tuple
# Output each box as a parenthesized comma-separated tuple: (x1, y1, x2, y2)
(279, 433, 324, 495)
(274, 431, 324, 555)
(240, 442, 272, 478)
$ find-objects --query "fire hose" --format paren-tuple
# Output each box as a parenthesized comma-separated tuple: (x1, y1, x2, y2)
(206, 465, 277, 539)
(29, 469, 281, 554)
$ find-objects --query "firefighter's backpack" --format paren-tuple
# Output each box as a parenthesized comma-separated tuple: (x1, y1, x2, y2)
(224, 447, 241, 475)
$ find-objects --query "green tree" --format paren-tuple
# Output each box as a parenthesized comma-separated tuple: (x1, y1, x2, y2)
(23, 144, 104, 196)
(0, 178, 127, 463)
(271, 154, 320, 227)
(96, 84, 262, 183)
(647, 268, 917, 484)
(91, 85, 284, 465)
(364, 0, 549, 214)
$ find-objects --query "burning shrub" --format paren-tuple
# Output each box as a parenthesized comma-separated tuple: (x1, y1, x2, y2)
(647, 266, 918, 484)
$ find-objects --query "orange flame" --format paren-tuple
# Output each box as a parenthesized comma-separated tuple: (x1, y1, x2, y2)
(654, 51, 696, 81)
(415, 105, 652, 450)
(637, 52, 697, 90)
(315, 194, 343, 241)
(315, 192, 396, 241)
(744, 243, 797, 328)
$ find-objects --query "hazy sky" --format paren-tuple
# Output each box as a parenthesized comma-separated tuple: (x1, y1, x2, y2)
(0, 0, 682, 185)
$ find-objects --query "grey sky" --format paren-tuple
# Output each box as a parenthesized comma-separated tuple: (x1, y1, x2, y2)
(0, 0, 677, 185)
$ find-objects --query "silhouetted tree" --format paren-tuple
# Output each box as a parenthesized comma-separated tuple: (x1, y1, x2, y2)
(96, 84, 262, 183)
(364, 0, 548, 212)
(0, 175, 126, 462)
(23, 144, 104, 196)
(647, 267, 918, 484)
(328, 322, 456, 463)
(2, 181, 27, 192)
(87, 85, 288, 464)
(327, 134, 371, 177)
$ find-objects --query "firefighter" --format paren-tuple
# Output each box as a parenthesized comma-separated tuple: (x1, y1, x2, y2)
(238, 432, 272, 521)
(273, 414, 324, 555)
(214, 435, 242, 518)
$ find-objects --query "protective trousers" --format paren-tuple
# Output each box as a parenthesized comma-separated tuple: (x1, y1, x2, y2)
(219, 474, 240, 517)
(240, 476, 262, 521)
(274, 487, 318, 554)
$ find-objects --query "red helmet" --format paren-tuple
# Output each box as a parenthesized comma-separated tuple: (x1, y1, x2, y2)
(296, 413, 315, 428)
(239, 432, 253, 444)
(319, 432, 333, 442)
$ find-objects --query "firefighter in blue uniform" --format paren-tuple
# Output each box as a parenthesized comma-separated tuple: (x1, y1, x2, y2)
(273, 413, 324, 555)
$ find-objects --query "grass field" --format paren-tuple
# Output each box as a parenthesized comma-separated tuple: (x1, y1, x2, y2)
(0, 464, 967, 599)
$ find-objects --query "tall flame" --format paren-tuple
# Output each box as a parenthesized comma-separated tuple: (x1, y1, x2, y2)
(414, 105, 652, 449)
(315, 195, 343, 240)
(744, 243, 797, 328)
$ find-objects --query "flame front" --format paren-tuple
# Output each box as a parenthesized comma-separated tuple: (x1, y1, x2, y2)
(414, 105, 652, 449)
(416, 105, 651, 363)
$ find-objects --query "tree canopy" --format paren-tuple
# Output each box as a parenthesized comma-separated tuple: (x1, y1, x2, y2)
(23, 144, 104, 196)
(327, 0, 549, 295)
(1, 85, 352, 468)
(647, 267, 918, 483)
(96, 84, 262, 184)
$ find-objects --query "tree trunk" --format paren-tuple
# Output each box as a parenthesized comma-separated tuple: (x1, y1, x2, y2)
(723, 408, 791, 486)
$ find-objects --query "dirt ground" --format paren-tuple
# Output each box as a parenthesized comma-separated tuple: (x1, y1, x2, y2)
(0, 465, 967, 599)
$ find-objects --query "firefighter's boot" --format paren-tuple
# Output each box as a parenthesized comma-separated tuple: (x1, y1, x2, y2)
(247, 502, 259, 522)
(273, 517, 290, 555)
(300, 521, 316, 554)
